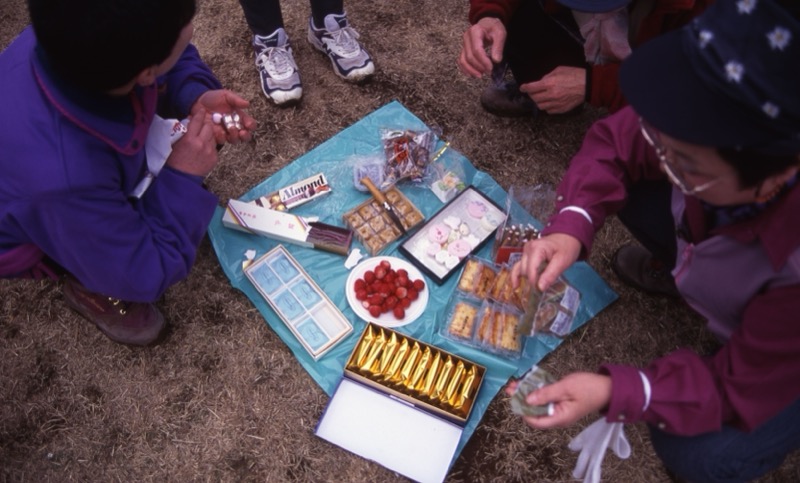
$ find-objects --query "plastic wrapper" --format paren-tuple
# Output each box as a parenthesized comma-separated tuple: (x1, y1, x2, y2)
(441, 256, 526, 360)
(519, 278, 581, 338)
(510, 365, 556, 417)
(350, 155, 387, 192)
(428, 146, 467, 203)
(380, 128, 435, 189)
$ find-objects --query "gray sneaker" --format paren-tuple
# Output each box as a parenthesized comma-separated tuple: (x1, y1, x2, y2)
(307, 13, 375, 82)
(253, 28, 303, 106)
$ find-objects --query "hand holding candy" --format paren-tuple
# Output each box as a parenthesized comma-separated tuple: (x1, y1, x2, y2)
(191, 89, 256, 144)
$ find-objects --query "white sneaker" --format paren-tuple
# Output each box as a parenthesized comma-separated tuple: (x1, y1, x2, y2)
(253, 28, 302, 105)
(307, 13, 375, 82)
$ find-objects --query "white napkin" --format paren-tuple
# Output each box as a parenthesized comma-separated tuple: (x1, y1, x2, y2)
(130, 115, 188, 199)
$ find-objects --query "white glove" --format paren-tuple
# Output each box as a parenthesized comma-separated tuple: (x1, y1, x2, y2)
(568, 417, 631, 483)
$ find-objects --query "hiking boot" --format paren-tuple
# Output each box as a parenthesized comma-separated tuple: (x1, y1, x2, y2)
(480, 81, 539, 117)
(611, 244, 680, 297)
(307, 13, 375, 82)
(253, 28, 303, 106)
(62, 276, 166, 346)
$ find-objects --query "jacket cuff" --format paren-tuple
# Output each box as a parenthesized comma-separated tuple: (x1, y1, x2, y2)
(599, 364, 647, 424)
(541, 210, 596, 258)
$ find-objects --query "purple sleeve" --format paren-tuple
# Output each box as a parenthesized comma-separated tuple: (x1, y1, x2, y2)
(541, 107, 667, 256)
(157, 43, 222, 118)
(19, 167, 217, 303)
(599, 285, 800, 435)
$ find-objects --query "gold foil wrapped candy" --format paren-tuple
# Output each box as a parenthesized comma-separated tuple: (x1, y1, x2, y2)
(344, 323, 485, 423)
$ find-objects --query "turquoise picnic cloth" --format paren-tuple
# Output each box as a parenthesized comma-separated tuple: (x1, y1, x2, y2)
(207, 100, 618, 467)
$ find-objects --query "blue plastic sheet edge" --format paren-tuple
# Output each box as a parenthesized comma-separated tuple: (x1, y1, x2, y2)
(207, 100, 618, 468)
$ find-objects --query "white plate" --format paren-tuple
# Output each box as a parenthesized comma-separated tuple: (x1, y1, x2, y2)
(345, 256, 429, 328)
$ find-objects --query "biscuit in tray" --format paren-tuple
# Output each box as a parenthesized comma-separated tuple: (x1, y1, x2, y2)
(499, 312, 522, 352)
(474, 264, 496, 299)
(448, 302, 478, 339)
(457, 259, 481, 293)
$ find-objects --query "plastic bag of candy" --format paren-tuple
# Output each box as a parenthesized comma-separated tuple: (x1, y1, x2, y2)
(380, 128, 435, 188)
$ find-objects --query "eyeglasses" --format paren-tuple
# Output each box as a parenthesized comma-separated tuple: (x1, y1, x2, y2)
(638, 118, 721, 195)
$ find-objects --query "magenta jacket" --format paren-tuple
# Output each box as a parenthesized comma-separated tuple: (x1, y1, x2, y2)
(0, 27, 221, 301)
(543, 106, 800, 435)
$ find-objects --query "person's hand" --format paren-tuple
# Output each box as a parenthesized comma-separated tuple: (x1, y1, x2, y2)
(512, 372, 612, 429)
(511, 233, 581, 292)
(166, 108, 219, 177)
(458, 17, 507, 78)
(191, 89, 257, 144)
(520, 66, 586, 114)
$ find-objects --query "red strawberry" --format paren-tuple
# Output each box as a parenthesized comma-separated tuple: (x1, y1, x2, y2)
(364, 270, 375, 284)
(385, 295, 398, 309)
(393, 306, 405, 319)
(374, 266, 387, 280)
(380, 260, 391, 270)
(413, 279, 425, 291)
(396, 275, 409, 288)
(355, 289, 367, 301)
(401, 297, 411, 309)
(395, 286, 408, 299)
(396, 269, 408, 279)
(368, 294, 384, 306)
(368, 305, 382, 318)
(407, 288, 419, 301)
(354, 279, 366, 291)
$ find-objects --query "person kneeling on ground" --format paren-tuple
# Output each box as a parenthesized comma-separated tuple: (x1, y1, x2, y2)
(510, 0, 800, 480)
(457, 0, 711, 117)
(0, 0, 257, 346)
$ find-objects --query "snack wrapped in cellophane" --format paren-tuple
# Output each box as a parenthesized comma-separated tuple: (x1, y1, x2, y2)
(510, 365, 557, 417)
(380, 129, 435, 188)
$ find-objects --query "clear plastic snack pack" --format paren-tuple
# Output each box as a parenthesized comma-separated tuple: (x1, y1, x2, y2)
(380, 128, 435, 188)
(441, 255, 581, 360)
(510, 364, 556, 417)
(441, 256, 530, 359)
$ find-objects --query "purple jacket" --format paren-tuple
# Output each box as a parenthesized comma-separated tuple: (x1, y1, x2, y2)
(543, 107, 800, 435)
(0, 27, 221, 302)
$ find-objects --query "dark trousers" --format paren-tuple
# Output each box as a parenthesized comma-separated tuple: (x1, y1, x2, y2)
(618, 181, 800, 480)
(504, 1, 586, 84)
(238, 0, 344, 36)
(616, 178, 677, 269)
(650, 398, 800, 482)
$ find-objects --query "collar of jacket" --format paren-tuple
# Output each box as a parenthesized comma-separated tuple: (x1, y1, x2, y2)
(688, 183, 800, 271)
(31, 42, 155, 156)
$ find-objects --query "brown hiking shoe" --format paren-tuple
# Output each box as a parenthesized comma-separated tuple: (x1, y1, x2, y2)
(611, 244, 680, 297)
(62, 277, 166, 346)
(480, 81, 539, 118)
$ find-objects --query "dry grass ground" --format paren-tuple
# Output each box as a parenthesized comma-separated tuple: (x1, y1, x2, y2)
(1, 0, 799, 481)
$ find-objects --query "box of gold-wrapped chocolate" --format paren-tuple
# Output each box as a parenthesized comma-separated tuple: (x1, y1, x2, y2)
(343, 323, 485, 425)
(342, 187, 425, 256)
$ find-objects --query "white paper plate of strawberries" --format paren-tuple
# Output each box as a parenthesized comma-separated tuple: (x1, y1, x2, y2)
(345, 256, 429, 328)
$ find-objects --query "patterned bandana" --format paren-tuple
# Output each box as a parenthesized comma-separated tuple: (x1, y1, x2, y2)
(686, 0, 800, 153)
(620, 0, 800, 154)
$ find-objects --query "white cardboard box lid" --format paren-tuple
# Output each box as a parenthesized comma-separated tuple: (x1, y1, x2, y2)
(315, 378, 463, 483)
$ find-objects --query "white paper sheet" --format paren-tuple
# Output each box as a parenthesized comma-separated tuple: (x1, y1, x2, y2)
(315, 378, 463, 483)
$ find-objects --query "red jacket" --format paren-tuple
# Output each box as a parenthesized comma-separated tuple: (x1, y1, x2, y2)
(468, 0, 712, 112)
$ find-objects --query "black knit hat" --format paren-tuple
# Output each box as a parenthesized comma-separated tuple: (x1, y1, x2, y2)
(620, 0, 800, 155)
